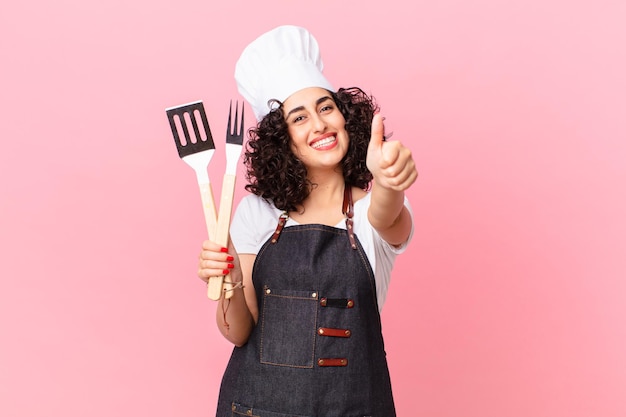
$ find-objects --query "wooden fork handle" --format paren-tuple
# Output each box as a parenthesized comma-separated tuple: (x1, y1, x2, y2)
(207, 173, 238, 300)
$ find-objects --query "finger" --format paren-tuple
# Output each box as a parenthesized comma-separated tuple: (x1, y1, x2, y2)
(201, 239, 224, 251)
(389, 165, 419, 190)
(198, 259, 235, 277)
(390, 167, 416, 189)
(397, 169, 418, 190)
(379, 141, 403, 170)
(379, 148, 416, 185)
(200, 238, 234, 258)
(199, 256, 235, 269)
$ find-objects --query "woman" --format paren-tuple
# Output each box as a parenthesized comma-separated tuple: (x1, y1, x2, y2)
(197, 26, 417, 417)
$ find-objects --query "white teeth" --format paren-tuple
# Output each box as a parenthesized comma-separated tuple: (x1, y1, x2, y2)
(312, 136, 336, 149)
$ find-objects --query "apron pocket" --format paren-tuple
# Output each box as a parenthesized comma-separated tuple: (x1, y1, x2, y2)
(231, 402, 310, 417)
(259, 286, 318, 368)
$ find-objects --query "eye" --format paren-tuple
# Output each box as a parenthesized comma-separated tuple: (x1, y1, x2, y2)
(320, 105, 334, 113)
(293, 114, 306, 123)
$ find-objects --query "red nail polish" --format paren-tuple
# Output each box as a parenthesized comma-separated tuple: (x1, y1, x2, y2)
(227, 263, 235, 269)
(220, 247, 228, 253)
(226, 255, 234, 261)
(222, 269, 230, 275)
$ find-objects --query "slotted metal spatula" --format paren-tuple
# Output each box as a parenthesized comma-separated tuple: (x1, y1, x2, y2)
(166, 101, 220, 298)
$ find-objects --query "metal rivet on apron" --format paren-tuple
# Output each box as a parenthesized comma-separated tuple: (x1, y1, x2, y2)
(318, 359, 325, 366)
(318, 328, 324, 335)
(311, 292, 317, 298)
(345, 330, 351, 336)
(347, 299, 354, 308)
(265, 288, 271, 294)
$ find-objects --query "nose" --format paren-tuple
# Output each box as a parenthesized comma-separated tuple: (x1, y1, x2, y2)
(310, 113, 327, 133)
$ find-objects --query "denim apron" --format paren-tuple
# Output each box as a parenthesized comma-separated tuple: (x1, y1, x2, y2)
(216, 189, 396, 417)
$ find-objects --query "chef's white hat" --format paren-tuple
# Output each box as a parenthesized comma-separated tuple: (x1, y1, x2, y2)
(235, 25, 334, 121)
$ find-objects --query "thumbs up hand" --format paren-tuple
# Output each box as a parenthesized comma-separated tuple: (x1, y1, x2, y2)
(366, 113, 417, 191)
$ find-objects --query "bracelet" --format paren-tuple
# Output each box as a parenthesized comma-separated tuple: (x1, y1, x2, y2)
(223, 281, 245, 292)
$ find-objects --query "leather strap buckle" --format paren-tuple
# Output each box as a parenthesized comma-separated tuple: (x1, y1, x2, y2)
(317, 358, 348, 367)
(318, 327, 352, 338)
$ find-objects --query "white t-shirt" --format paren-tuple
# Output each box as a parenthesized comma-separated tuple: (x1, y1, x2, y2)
(230, 193, 414, 311)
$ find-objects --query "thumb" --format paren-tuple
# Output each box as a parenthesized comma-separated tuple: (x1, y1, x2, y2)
(369, 113, 385, 149)
(367, 113, 385, 174)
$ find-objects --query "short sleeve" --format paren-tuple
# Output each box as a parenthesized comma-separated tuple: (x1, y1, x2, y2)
(352, 194, 414, 310)
(230, 195, 282, 254)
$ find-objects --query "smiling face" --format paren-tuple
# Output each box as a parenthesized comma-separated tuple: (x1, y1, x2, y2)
(282, 87, 349, 173)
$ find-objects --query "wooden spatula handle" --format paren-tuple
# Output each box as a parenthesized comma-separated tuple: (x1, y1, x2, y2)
(199, 182, 218, 240)
(207, 276, 224, 300)
(198, 182, 223, 301)
(199, 182, 225, 301)
(216, 174, 236, 246)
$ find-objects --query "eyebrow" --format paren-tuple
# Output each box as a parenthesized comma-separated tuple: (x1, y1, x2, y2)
(285, 95, 333, 119)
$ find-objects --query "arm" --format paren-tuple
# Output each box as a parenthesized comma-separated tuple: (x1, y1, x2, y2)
(366, 114, 418, 246)
(198, 240, 259, 346)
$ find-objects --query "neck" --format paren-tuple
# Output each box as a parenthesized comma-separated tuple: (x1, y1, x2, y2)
(293, 171, 346, 217)
(307, 171, 345, 198)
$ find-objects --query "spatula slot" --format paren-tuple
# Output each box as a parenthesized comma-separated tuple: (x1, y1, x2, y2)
(171, 114, 187, 146)
(193, 110, 209, 142)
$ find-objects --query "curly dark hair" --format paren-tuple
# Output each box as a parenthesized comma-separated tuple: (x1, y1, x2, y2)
(243, 87, 379, 212)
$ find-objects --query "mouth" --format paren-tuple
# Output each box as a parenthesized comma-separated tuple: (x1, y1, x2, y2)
(310, 134, 337, 150)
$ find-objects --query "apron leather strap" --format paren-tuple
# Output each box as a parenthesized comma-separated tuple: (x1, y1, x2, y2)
(271, 184, 357, 250)
(343, 185, 357, 250)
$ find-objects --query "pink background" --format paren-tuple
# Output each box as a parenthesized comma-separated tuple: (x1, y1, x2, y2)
(1, 1, 625, 416)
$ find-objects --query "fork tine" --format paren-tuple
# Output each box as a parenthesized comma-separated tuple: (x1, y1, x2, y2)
(238, 102, 244, 137)
(226, 100, 245, 145)
(233, 101, 239, 136)
(227, 100, 232, 135)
